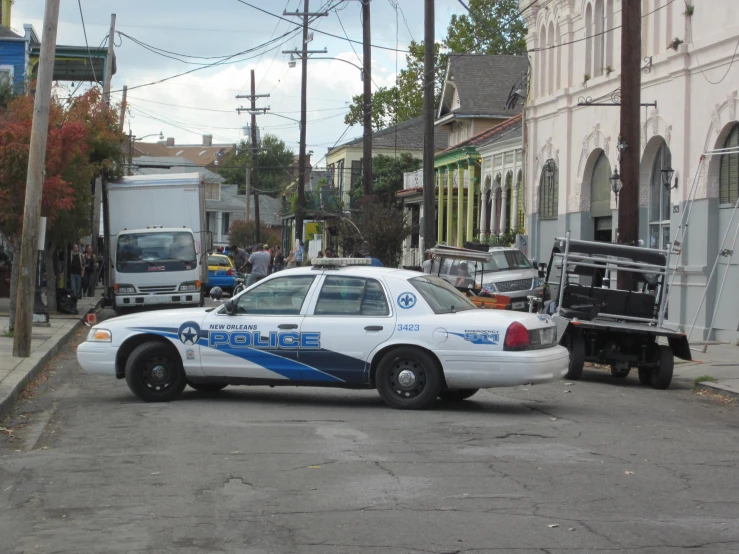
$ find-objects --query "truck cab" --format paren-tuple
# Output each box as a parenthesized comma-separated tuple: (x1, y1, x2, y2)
(113, 227, 202, 310)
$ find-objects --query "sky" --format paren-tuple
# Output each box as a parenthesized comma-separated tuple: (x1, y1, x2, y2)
(12, 0, 467, 168)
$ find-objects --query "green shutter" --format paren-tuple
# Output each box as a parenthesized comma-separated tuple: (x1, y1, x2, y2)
(720, 125, 739, 205)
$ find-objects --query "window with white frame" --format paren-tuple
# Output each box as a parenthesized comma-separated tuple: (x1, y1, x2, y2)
(0, 65, 13, 85)
(649, 143, 672, 250)
(539, 159, 558, 220)
(720, 124, 739, 206)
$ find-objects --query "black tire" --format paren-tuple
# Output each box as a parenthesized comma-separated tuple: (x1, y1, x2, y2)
(376, 347, 442, 410)
(439, 389, 479, 402)
(125, 342, 186, 402)
(565, 333, 585, 380)
(188, 382, 228, 393)
(610, 365, 631, 378)
(638, 367, 653, 386)
(652, 345, 674, 390)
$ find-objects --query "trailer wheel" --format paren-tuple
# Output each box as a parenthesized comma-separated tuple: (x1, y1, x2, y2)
(565, 333, 585, 380)
(651, 346, 674, 390)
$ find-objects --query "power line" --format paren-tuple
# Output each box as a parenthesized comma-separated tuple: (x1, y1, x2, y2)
(234, 0, 409, 53)
(76, 0, 98, 83)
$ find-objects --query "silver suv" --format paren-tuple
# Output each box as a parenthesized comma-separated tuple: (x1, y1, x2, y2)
(431, 246, 543, 311)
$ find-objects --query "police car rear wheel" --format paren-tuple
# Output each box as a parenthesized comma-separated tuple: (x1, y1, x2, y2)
(125, 342, 186, 402)
(188, 382, 228, 393)
(439, 389, 479, 402)
(376, 348, 441, 410)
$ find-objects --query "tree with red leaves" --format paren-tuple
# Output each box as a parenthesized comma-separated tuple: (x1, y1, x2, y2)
(0, 88, 124, 325)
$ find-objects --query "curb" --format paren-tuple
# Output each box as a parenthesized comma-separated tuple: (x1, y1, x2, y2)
(0, 301, 101, 421)
(695, 381, 739, 401)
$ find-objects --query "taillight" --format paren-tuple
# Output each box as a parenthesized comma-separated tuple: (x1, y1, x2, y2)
(504, 321, 531, 351)
(227, 268, 234, 276)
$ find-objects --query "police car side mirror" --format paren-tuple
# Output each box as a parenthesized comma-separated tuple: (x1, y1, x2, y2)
(224, 299, 237, 315)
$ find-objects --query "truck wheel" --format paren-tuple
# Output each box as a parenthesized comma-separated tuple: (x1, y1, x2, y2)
(439, 389, 479, 402)
(376, 348, 442, 410)
(565, 333, 585, 380)
(188, 382, 227, 393)
(638, 367, 653, 386)
(125, 342, 186, 402)
(651, 346, 674, 390)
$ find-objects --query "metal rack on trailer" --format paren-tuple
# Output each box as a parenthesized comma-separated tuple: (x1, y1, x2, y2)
(542, 233, 691, 389)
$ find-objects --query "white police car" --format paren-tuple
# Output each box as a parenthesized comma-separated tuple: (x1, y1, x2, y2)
(77, 258, 569, 409)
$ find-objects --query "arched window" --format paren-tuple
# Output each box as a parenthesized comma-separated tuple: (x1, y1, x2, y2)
(594, 0, 604, 77)
(649, 143, 672, 250)
(547, 22, 555, 94)
(503, 171, 513, 233)
(516, 170, 525, 231)
(720, 124, 739, 205)
(585, 3, 593, 79)
(539, 159, 558, 220)
(539, 26, 547, 97)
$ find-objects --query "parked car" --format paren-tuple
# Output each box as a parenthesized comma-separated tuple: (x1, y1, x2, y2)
(429, 245, 543, 311)
(205, 254, 236, 293)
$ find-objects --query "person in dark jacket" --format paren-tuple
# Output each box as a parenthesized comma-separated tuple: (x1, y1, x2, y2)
(70, 244, 84, 299)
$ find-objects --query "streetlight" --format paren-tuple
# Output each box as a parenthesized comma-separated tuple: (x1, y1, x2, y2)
(661, 165, 677, 190)
(246, 109, 302, 131)
(135, 131, 164, 141)
(287, 52, 363, 80)
(610, 166, 623, 205)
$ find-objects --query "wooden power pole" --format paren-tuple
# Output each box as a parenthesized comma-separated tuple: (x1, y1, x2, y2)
(422, 0, 436, 249)
(617, 0, 641, 246)
(362, 0, 372, 197)
(102, 14, 116, 105)
(250, 70, 261, 244)
(13, 0, 61, 357)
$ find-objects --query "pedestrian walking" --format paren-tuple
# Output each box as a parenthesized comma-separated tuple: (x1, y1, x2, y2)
(295, 240, 304, 267)
(246, 244, 271, 286)
(82, 245, 98, 298)
(232, 245, 248, 273)
(274, 246, 284, 272)
(70, 244, 84, 299)
(286, 250, 296, 269)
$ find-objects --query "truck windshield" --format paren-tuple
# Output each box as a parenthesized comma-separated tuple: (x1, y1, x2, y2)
(116, 231, 196, 273)
(482, 250, 531, 272)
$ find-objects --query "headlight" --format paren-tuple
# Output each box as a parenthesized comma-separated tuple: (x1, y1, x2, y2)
(482, 283, 498, 293)
(115, 284, 135, 294)
(534, 278, 544, 288)
(87, 328, 112, 342)
(179, 281, 199, 292)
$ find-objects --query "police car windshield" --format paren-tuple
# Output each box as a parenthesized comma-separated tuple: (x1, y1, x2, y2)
(483, 250, 531, 272)
(116, 231, 196, 273)
(410, 276, 476, 314)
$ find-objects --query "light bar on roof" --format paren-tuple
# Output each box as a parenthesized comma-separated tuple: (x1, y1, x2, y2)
(312, 257, 372, 267)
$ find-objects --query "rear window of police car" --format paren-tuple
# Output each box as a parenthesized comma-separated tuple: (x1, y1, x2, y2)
(410, 276, 476, 315)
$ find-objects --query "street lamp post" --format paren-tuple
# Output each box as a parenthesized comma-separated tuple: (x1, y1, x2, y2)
(128, 131, 163, 173)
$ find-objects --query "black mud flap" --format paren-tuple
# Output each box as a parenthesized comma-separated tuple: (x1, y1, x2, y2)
(668, 334, 692, 361)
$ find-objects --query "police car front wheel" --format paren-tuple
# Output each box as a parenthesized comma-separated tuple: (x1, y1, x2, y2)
(125, 342, 187, 402)
(376, 348, 442, 410)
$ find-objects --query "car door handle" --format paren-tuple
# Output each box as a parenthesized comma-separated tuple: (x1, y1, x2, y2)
(365, 326, 383, 331)
(278, 324, 298, 330)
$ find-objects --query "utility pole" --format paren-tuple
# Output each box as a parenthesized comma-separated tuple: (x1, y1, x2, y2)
(102, 14, 116, 106)
(362, 0, 372, 197)
(13, 0, 60, 357)
(236, 74, 270, 245)
(422, 0, 436, 250)
(284, 1, 328, 243)
(617, 0, 641, 247)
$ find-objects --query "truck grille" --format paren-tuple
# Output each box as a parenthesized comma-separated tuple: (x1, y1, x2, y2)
(138, 285, 177, 293)
(496, 278, 533, 293)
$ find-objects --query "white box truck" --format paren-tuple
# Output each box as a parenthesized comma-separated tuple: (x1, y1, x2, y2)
(105, 173, 209, 312)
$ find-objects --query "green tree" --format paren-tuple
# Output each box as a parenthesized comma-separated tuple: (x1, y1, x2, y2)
(350, 154, 422, 204)
(344, 1, 527, 129)
(228, 219, 279, 250)
(218, 134, 296, 194)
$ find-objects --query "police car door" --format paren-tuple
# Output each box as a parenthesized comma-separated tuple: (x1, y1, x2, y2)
(199, 275, 318, 381)
(299, 275, 395, 385)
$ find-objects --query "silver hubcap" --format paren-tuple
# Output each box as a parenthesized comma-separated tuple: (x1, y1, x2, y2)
(151, 365, 166, 381)
(397, 369, 416, 388)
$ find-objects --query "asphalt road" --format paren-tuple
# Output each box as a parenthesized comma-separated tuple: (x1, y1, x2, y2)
(1, 331, 738, 554)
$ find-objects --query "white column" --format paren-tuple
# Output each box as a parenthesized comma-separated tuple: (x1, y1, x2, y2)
(479, 189, 489, 241)
(215, 211, 223, 244)
(490, 188, 499, 236)
(511, 186, 520, 232)
(500, 188, 509, 235)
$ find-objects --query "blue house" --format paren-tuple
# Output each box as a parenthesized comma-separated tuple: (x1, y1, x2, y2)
(0, 19, 35, 93)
